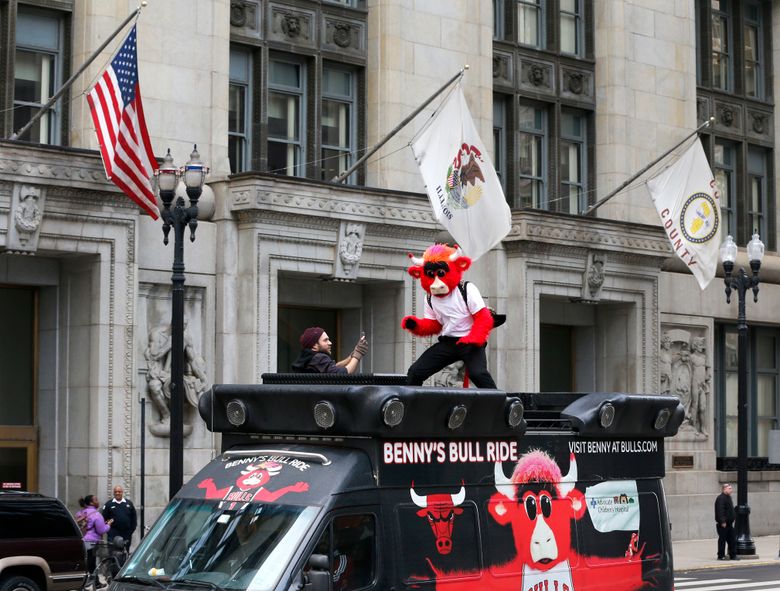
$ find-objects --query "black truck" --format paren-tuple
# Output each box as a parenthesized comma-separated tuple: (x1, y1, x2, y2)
(117, 378, 683, 591)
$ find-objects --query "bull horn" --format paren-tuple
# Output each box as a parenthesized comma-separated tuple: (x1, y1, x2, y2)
(451, 485, 466, 506)
(558, 453, 578, 497)
(408, 253, 424, 266)
(409, 485, 428, 508)
(448, 246, 463, 262)
(494, 462, 515, 500)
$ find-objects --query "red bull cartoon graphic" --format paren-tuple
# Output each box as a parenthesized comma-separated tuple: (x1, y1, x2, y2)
(197, 461, 309, 507)
(409, 482, 466, 555)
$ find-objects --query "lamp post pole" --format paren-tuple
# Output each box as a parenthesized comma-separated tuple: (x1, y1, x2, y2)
(720, 233, 764, 556)
(156, 147, 208, 499)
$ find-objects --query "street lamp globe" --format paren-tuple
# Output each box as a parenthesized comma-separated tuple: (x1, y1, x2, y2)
(183, 145, 209, 190)
(746, 233, 765, 264)
(156, 149, 179, 194)
(719, 235, 737, 264)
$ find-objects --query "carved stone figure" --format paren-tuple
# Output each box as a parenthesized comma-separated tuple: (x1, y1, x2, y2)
(690, 337, 708, 434)
(672, 342, 693, 423)
(433, 361, 466, 388)
(14, 188, 42, 245)
(334, 222, 365, 280)
(145, 322, 209, 437)
(281, 13, 301, 38)
(659, 336, 672, 395)
(333, 22, 352, 48)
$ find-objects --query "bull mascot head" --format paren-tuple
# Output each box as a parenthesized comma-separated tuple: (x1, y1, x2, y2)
(410, 482, 466, 555)
(407, 244, 470, 298)
(235, 461, 283, 491)
(489, 451, 585, 571)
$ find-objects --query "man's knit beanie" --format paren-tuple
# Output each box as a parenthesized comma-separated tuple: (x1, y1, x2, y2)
(300, 326, 325, 349)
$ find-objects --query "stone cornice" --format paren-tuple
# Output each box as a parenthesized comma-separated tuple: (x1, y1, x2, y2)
(507, 210, 673, 259)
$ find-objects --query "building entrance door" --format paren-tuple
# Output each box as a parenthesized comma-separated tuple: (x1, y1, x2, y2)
(0, 286, 38, 491)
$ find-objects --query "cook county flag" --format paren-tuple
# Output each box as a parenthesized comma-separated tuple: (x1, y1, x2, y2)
(411, 85, 511, 261)
(646, 139, 721, 289)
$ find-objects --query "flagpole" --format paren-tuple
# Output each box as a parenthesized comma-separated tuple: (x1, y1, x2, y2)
(332, 65, 468, 183)
(581, 117, 714, 216)
(8, 2, 147, 141)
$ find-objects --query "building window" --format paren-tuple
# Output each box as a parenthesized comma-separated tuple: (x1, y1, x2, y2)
(517, 103, 545, 209)
(494, 0, 505, 40)
(559, 110, 585, 214)
(743, 2, 763, 98)
(747, 146, 768, 240)
(13, 7, 63, 144)
(560, 0, 583, 56)
(517, 0, 543, 48)
(713, 140, 736, 239)
(321, 65, 356, 182)
(268, 57, 304, 177)
(228, 46, 251, 174)
(493, 96, 507, 190)
(711, 0, 731, 91)
(715, 325, 780, 459)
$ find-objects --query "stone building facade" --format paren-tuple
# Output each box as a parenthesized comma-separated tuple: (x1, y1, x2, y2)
(1, 0, 779, 541)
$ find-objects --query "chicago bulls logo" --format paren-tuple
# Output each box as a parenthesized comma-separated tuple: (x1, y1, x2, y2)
(410, 482, 466, 555)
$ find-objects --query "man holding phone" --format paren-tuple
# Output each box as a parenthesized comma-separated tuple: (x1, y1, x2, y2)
(291, 327, 368, 374)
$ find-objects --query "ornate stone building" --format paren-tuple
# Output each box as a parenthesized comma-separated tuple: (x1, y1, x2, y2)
(1, 0, 779, 540)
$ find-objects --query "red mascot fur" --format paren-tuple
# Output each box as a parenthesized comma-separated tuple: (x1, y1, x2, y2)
(401, 244, 497, 388)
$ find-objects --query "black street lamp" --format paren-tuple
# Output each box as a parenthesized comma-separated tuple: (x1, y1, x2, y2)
(155, 146, 209, 499)
(719, 232, 765, 556)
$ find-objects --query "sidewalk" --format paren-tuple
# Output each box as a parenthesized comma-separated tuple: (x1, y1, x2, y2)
(674, 534, 780, 571)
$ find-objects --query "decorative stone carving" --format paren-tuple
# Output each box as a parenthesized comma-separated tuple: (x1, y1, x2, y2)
(333, 22, 352, 47)
(144, 322, 210, 437)
(567, 71, 584, 94)
(719, 105, 734, 127)
(230, 0, 247, 27)
(323, 18, 365, 55)
(5, 183, 46, 253)
(581, 252, 605, 300)
(519, 59, 553, 93)
(281, 13, 302, 38)
(229, 0, 261, 40)
(751, 112, 766, 134)
(433, 361, 466, 388)
(333, 221, 365, 280)
(492, 51, 513, 86)
(269, 5, 313, 46)
(696, 98, 709, 124)
(561, 68, 593, 101)
(662, 328, 709, 437)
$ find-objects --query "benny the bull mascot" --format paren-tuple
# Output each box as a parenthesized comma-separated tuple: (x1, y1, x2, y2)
(401, 243, 498, 388)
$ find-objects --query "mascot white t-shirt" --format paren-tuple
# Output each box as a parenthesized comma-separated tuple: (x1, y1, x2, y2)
(423, 283, 486, 337)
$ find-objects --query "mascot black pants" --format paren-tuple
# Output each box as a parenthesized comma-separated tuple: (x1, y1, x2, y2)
(407, 336, 497, 388)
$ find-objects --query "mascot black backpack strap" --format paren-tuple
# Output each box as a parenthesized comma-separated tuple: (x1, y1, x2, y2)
(427, 281, 506, 328)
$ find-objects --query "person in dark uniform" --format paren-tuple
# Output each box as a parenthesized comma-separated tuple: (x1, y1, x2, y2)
(714, 483, 738, 560)
(102, 485, 137, 554)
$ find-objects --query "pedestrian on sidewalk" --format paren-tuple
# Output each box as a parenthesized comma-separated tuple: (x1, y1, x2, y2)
(714, 482, 738, 560)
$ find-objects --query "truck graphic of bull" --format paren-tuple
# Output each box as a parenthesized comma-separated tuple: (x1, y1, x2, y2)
(409, 482, 466, 555)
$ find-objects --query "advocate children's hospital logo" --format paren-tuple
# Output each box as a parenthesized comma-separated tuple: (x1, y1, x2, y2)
(445, 143, 486, 210)
(680, 191, 719, 244)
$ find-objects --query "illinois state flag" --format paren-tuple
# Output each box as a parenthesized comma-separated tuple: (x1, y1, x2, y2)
(412, 85, 511, 261)
(646, 139, 721, 289)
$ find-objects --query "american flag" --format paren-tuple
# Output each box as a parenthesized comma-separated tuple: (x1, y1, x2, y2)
(87, 26, 159, 219)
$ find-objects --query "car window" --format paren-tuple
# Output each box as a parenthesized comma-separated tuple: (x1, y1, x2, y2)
(0, 499, 79, 538)
(306, 514, 376, 591)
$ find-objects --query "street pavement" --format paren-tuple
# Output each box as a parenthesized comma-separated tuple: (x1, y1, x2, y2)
(675, 564, 780, 589)
(674, 534, 780, 572)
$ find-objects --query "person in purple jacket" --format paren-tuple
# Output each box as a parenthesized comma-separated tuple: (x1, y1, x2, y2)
(78, 494, 111, 573)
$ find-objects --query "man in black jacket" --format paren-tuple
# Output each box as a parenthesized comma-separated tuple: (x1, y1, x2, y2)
(291, 327, 367, 374)
(102, 485, 137, 554)
(714, 483, 738, 560)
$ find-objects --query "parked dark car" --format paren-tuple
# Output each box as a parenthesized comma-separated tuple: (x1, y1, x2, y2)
(0, 491, 87, 591)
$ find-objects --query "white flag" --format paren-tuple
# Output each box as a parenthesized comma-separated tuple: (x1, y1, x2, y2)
(646, 139, 722, 289)
(412, 85, 511, 261)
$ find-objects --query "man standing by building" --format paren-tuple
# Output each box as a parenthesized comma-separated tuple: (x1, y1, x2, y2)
(714, 483, 738, 560)
(291, 327, 368, 374)
(102, 485, 137, 554)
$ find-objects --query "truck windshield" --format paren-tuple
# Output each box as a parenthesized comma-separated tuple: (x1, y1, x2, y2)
(122, 498, 319, 591)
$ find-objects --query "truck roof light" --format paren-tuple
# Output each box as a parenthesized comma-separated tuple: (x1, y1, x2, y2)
(599, 402, 615, 429)
(654, 407, 671, 431)
(226, 399, 247, 427)
(382, 398, 405, 427)
(313, 401, 336, 429)
(507, 398, 524, 429)
(447, 404, 467, 430)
